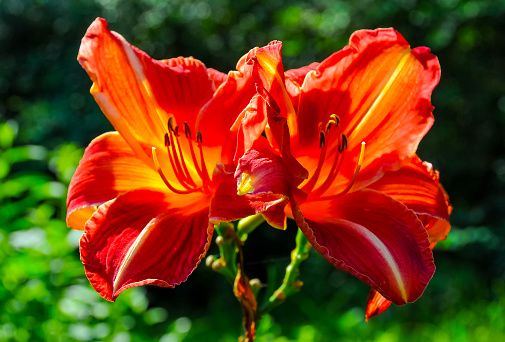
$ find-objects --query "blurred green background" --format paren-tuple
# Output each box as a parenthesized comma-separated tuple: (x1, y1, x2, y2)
(1, 0, 504, 341)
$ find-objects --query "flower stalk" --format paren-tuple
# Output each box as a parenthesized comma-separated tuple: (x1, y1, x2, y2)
(261, 228, 311, 314)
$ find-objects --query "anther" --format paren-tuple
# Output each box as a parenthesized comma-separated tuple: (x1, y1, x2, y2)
(184, 121, 192, 139)
(197, 130, 203, 145)
(174, 126, 180, 137)
(339, 134, 348, 153)
(325, 121, 333, 133)
(164, 133, 170, 147)
(319, 131, 326, 148)
(168, 117, 174, 132)
(330, 114, 340, 127)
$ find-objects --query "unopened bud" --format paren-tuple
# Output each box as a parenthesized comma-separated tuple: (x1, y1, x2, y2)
(249, 278, 262, 291)
(205, 255, 216, 268)
(211, 258, 226, 272)
(273, 289, 286, 302)
(215, 236, 224, 246)
(293, 280, 304, 289)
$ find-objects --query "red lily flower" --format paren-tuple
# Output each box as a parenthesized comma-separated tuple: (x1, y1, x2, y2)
(67, 18, 290, 301)
(242, 30, 452, 309)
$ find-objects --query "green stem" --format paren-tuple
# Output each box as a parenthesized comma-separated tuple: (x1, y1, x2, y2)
(260, 227, 311, 314)
(211, 222, 239, 284)
(237, 214, 265, 239)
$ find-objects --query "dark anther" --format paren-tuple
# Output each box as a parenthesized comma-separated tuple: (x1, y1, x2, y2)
(335, 116, 340, 127)
(184, 121, 192, 139)
(164, 133, 170, 147)
(339, 134, 348, 153)
(197, 130, 203, 145)
(174, 126, 180, 137)
(319, 131, 326, 148)
(325, 122, 333, 134)
(168, 117, 174, 132)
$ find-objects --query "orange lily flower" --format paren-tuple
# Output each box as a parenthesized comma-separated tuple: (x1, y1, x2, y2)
(67, 18, 290, 301)
(242, 30, 452, 309)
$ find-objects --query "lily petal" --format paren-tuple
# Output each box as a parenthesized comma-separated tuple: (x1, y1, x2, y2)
(365, 288, 393, 321)
(66, 132, 165, 230)
(196, 51, 256, 164)
(210, 148, 290, 229)
(233, 94, 269, 164)
(293, 189, 434, 305)
(207, 67, 228, 90)
(81, 189, 212, 301)
(78, 18, 214, 162)
(284, 62, 319, 114)
(367, 156, 451, 221)
(295, 29, 440, 187)
(367, 156, 452, 246)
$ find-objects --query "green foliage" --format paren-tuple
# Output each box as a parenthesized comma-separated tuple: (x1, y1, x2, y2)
(1, 0, 505, 340)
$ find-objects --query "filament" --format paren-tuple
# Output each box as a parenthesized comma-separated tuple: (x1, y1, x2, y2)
(151, 147, 198, 195)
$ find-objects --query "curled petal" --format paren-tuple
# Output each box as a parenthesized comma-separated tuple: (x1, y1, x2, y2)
(210, 158, 289, 229)
(81, 189, 212, 301)
(293, 189, 434, 305)
(233, 95, 269, 164)
(367, 156, 451, 221)
(66, 132, 165, 230)
(367, 156, 452, 246)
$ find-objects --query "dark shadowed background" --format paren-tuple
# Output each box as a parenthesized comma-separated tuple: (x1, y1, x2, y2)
(1, 0, 504, 341)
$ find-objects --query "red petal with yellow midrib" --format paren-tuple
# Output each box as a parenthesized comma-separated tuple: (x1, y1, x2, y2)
(294, 29, 440, 190)
(81, 189, 212, 301)
(78, 18, 214, 153)
(294, 189, 434, 305)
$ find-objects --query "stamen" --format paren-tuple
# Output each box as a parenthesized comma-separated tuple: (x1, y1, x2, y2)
(151, 147, 198, 195)
(325, 120, 335, 133)
(166, 121, 196, 189)
(197, 130, 203, 145)
(330, 114, 340, 127)
(315, 142, 366, 201)
(173, 126, 197, 187)
(184, 121, 192, 139)
(301, 133, 327, 193)
(339, 134, 348, 153)
(164, 133, 170, 147)
(196, 130, 211, 187)
(319, 131, 326, 148)
(168, 117, 175, 132)
(325, 114, 340, 133)
(310, 134, 346, 198)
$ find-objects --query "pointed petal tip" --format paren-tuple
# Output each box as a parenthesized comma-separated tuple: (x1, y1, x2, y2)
(365, 289, 393, 321)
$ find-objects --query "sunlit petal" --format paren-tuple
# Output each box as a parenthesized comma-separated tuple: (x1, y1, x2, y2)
(81, 189, 212, 301)
(66, 132, 165, 230)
